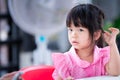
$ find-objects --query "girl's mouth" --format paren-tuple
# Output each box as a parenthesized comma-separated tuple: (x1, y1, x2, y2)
(72, 41, 79, 44)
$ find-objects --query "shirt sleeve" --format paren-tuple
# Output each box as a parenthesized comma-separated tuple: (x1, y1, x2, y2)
(52, 53, 70, 79)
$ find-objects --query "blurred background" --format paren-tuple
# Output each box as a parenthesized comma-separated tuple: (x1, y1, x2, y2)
(0, 0, 120, 77)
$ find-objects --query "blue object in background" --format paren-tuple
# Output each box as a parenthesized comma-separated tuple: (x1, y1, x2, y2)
(39, 35, 46, 42)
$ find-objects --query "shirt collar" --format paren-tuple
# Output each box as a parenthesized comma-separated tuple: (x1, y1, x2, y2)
(68, 46, 101, 68)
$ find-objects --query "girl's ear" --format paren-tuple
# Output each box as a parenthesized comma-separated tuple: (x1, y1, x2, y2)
(94, 30, 102, 40)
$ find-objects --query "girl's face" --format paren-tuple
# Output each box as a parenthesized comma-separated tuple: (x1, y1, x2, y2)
(68, 23, 93, 50)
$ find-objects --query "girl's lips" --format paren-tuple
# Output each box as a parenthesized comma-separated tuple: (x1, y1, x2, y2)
(72, 41, 79, 44)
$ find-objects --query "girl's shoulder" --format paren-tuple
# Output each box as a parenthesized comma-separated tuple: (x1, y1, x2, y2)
(93, 46, 110, 64)
(52, 52, 73, 79)
(52, 52, 69, 62)
(99, 46, 110, 55)
(52, 52, 71, 68)
(94, 46, 110, 55)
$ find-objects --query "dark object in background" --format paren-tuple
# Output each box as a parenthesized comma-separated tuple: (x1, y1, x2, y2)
(47, 40, 59, 51)
(113, 15, 120, 53)
(20, 31, 36, 52)
(117, 37, 120, 53)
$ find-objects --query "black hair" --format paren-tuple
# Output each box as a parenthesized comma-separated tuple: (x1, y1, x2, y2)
(66, 4, 105, 48)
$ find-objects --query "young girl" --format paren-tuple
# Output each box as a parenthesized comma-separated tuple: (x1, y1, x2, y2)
(52, 4, 120, 80)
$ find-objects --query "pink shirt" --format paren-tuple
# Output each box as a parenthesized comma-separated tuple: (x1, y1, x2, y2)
(52, 46, 110, 79)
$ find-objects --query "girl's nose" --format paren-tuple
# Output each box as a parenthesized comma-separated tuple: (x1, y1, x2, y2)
(71, 31, 77, 37)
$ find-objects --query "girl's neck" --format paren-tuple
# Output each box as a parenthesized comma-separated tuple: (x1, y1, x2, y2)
(76, 48, 93, 58)
(75, 45, 94, 63)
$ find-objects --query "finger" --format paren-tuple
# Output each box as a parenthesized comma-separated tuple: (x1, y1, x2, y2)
(109, 27, 120, 34)
(103, 31, 111, 37)
(109, 27, 118, 31)
(66, 76, 74, 80)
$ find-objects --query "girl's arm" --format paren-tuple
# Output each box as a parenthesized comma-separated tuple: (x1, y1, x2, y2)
(56, 75, 63, 80)
(104, 28, 120, 76)
(56, 75, 74, 80)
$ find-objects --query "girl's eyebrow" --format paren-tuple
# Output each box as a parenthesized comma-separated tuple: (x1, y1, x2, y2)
(78, 27, 86, 29)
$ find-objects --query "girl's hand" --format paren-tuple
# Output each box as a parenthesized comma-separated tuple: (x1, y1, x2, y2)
(103, 27, 120, 46)
(65, 76, 74, 80)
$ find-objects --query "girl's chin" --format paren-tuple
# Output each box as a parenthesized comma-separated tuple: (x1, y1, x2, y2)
(72, 46, 80, 49)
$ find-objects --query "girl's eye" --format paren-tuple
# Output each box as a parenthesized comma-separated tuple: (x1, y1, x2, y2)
(68, 29, 73, 32)
(79, 29, 84, 32)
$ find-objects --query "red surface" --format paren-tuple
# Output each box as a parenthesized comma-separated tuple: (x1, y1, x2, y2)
(20, 65, 55, 80)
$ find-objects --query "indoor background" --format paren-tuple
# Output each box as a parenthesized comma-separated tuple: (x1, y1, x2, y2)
(0, 0, 120, 77)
